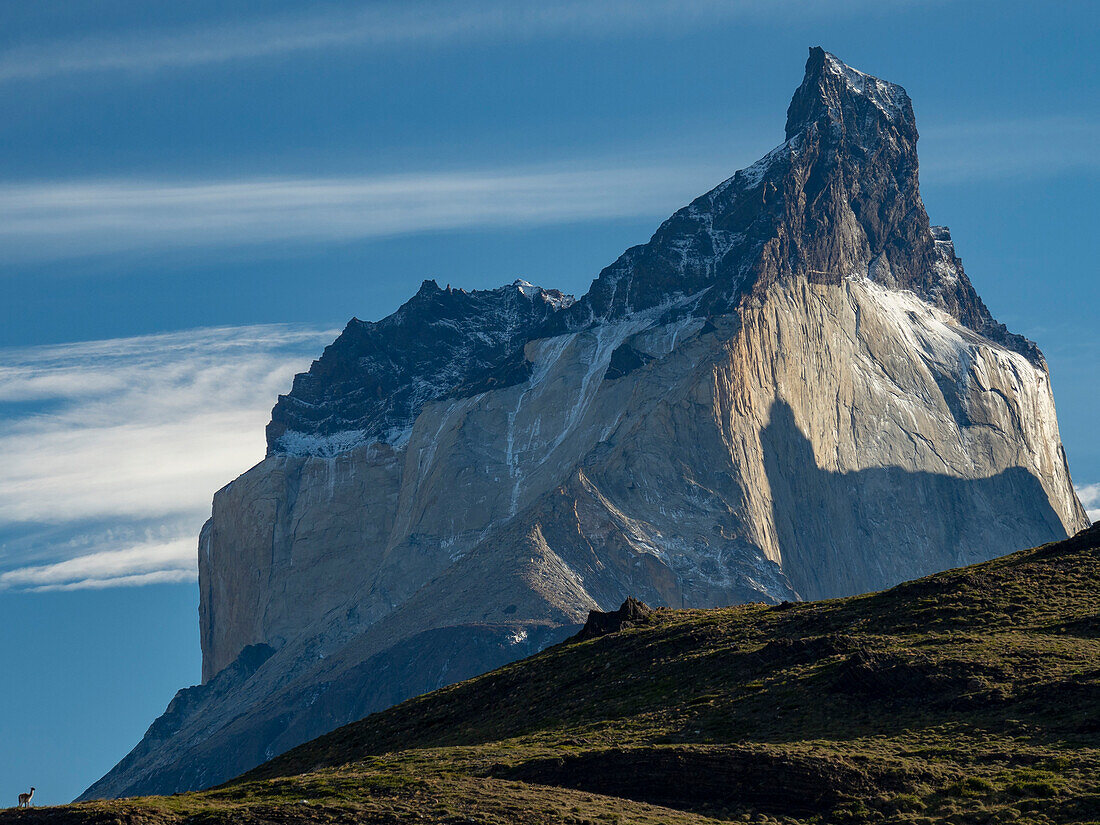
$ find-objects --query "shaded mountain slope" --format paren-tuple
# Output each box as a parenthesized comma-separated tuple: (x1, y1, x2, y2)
(19, 523, 1100, 824)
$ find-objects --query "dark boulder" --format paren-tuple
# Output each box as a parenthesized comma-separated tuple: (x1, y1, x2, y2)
(573, 598, 655, 641)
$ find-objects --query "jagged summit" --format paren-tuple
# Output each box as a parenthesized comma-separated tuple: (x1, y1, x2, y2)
(785, 47, 914, 140)
(557, 47, 924, 326)
(565, 48, 1031, 346)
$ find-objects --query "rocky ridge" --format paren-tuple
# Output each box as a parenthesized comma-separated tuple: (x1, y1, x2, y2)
(267, 279, 573, 456)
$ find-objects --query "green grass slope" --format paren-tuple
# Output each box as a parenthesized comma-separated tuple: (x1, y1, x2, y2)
(7, 524, 1099, 824)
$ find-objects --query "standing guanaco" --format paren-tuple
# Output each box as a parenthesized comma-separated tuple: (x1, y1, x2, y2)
(17, 788, 34, 808)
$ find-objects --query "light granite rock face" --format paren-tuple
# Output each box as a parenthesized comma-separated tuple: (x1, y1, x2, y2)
(197, 443, 403, 681)
(82, 48, 1088, 801)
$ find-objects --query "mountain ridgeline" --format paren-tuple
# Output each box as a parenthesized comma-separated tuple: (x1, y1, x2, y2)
(81, 48, 1088, 800)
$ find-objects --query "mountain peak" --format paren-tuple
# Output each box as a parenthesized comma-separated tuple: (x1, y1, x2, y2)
(267, 47, 1038, 461)
(785, 47, 914, 141)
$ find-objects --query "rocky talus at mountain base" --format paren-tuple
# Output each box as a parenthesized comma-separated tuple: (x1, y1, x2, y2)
(81, 47, 1088, 800)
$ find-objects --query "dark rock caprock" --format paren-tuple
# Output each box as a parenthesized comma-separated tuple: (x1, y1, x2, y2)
(573, 599, 655, 642)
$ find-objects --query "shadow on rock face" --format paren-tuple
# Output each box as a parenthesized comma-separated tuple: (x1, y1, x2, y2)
(761, 399, 1065, 600)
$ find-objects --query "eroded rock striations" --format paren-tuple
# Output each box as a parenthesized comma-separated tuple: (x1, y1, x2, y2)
(83, 48, 1088, 800)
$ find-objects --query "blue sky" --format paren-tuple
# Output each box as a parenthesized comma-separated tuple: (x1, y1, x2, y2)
(0, 0, 1097, 805)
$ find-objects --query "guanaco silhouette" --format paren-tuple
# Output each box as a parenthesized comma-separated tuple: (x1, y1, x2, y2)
(17, 788, 34, 808)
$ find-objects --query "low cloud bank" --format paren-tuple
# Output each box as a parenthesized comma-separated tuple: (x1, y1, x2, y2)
(1076, 483, 1100, 523)
(0, 325, 334, 591)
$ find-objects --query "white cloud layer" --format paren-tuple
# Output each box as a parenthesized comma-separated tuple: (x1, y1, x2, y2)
(919, 116, 1099, 185)
(0, 0, 913, 83)
(3, 117, 1092, 266)
(1076, 484, 1100, 523)
(0, 164, 727, 263)
(0, 539, 197, 591)
(0, 325, 334, 590)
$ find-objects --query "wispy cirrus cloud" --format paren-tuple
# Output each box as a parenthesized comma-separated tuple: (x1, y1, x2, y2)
(0, 324, 335, 591)
(0, 163, 730, 263)
(0, 539, 197, 592)
(5, 111, 1092, 267)
(1076, 484, 1100, 523)
(920, 116, 1100, 185)
(0, 0, 915, 84)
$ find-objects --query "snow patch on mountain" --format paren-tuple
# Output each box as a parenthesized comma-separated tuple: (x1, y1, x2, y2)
(822, 50, 910, 122)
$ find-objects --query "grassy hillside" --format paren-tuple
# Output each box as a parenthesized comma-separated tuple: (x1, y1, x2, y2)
(8, 524, 1099, 824)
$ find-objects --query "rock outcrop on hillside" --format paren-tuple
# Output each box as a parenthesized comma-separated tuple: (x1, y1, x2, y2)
(82, 48, 1088, 800)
